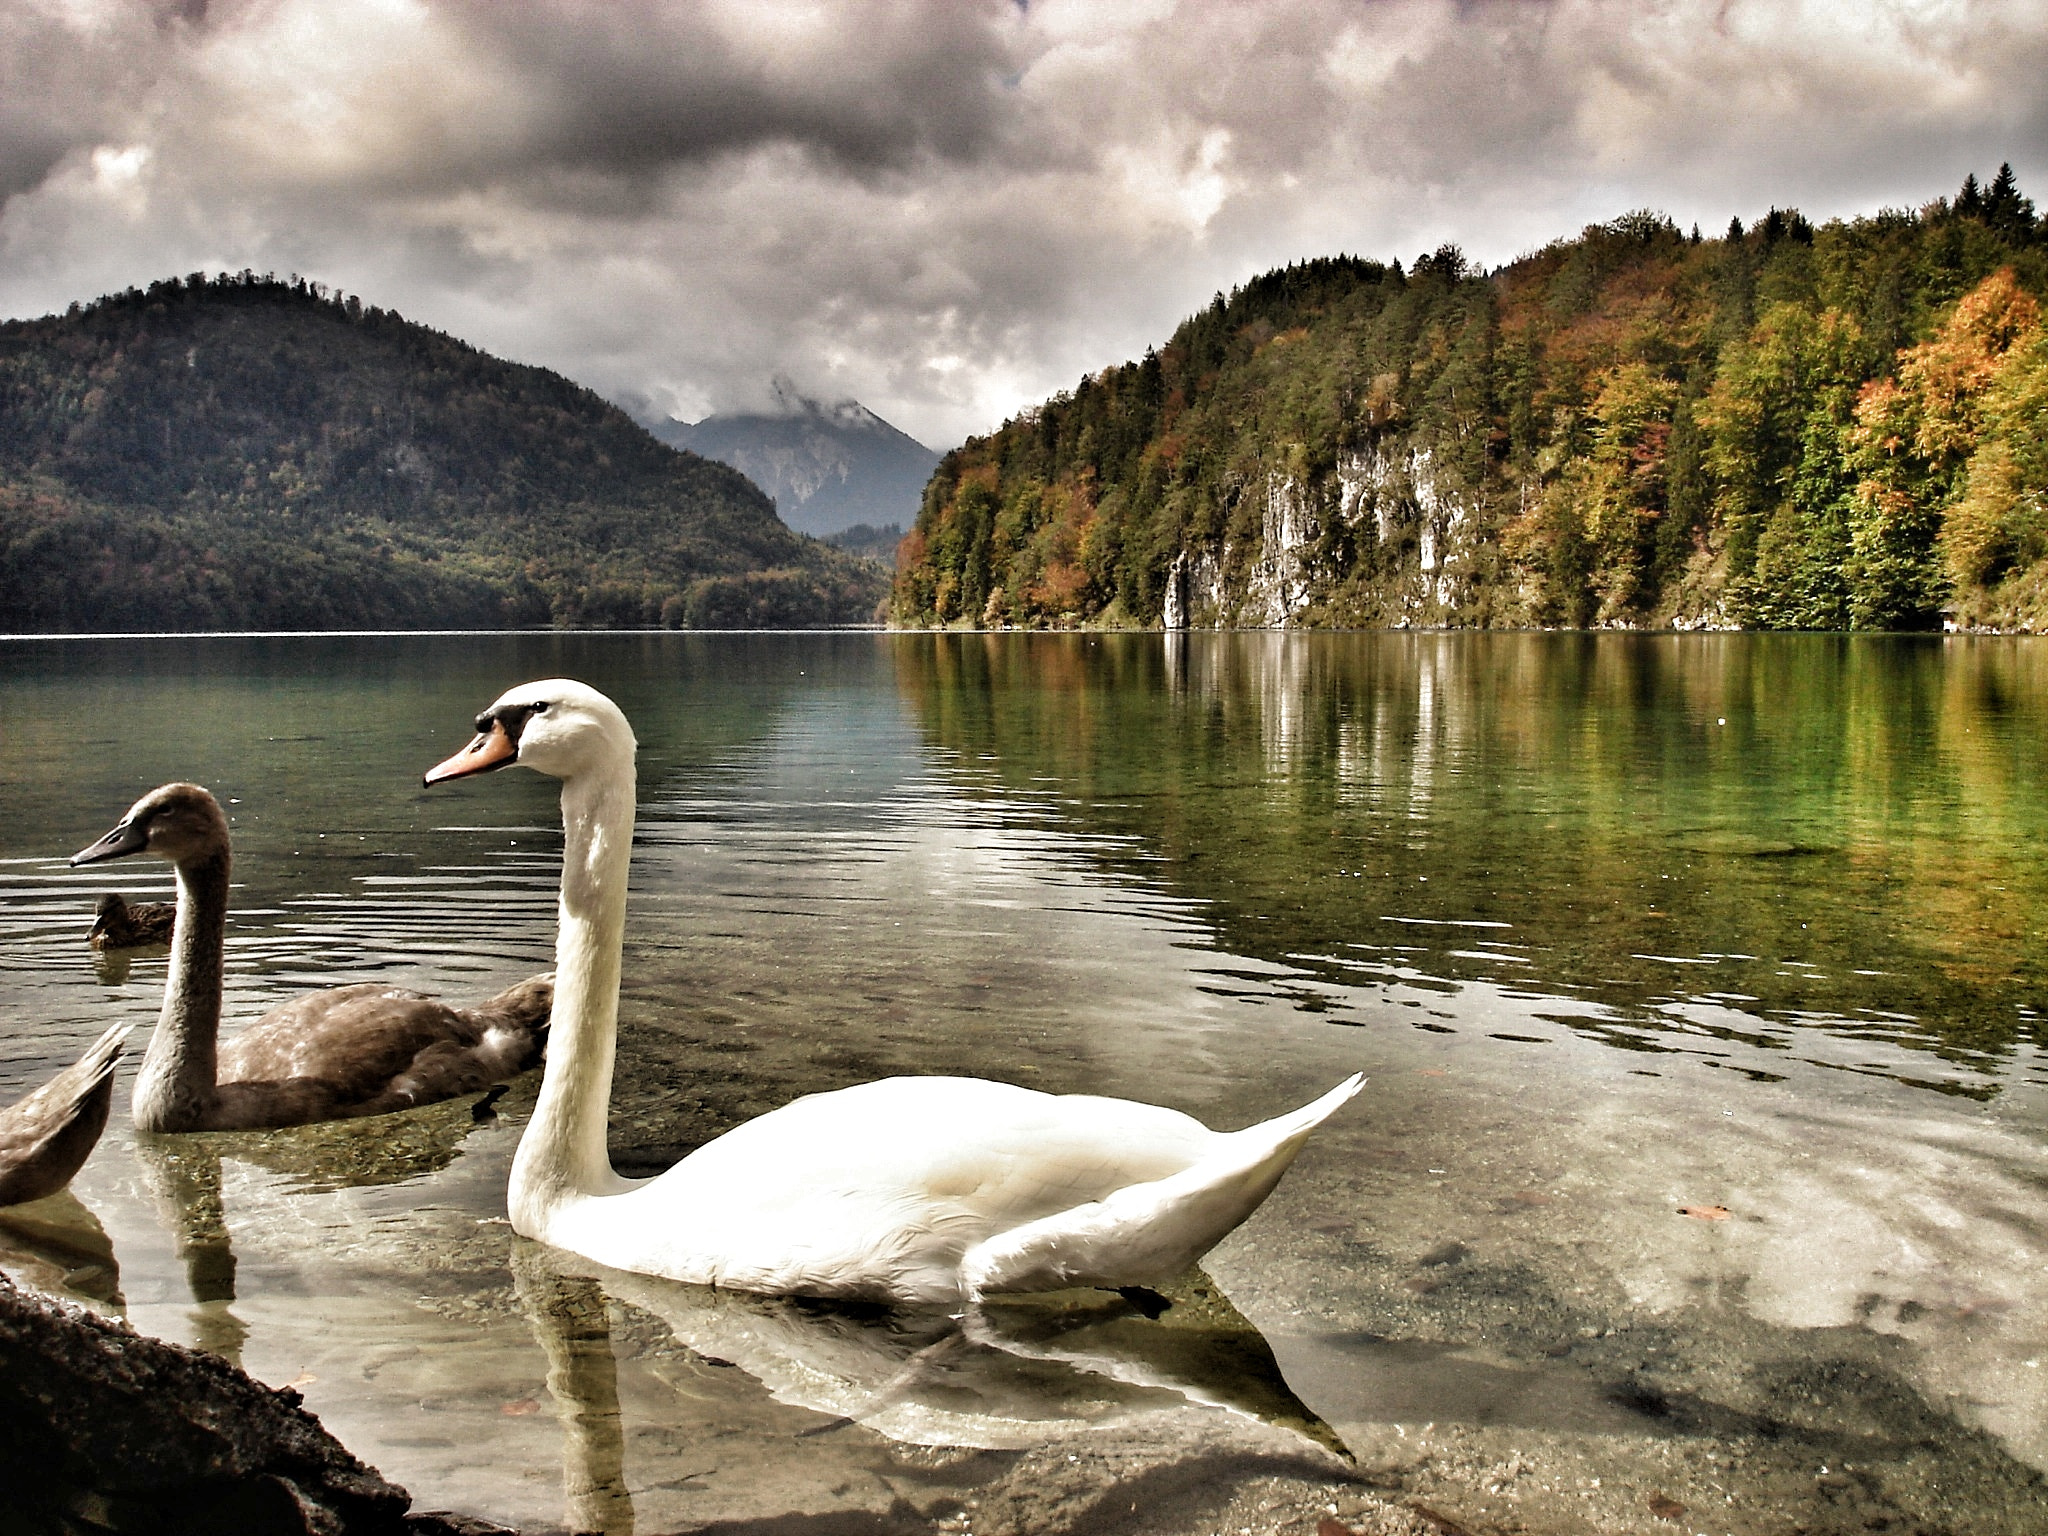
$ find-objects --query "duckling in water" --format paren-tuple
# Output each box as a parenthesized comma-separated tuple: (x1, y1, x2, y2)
(87, 893, 176, 950)
(0, 1024, 129, 1206)
(72, 782, 552, 1133)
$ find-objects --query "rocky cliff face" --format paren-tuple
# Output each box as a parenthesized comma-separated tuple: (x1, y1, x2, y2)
(1165, 443, 1492, 630)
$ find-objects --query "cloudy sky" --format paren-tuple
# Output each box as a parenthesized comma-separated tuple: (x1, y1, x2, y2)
(3, 0, 2044, 450)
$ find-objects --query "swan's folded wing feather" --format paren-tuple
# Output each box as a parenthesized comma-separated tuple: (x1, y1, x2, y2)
(958, 1074, 1365, 1297)
(542, 1075, 1360, 1303)
(560, 1077, 1227, 1300)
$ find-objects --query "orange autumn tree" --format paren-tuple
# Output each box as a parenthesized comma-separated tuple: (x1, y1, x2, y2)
(1936, 294, 2048, 622)
(1848, 269, 2042, 627)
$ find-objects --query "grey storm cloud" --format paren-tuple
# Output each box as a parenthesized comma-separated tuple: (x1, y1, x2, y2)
(2, 0, 2045, 450)
(434, 1, 1023, 180)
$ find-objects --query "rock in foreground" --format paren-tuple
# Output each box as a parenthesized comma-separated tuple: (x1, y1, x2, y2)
(0, 1271, 511, 1536)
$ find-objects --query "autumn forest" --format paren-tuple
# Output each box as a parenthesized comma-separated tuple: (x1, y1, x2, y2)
(895, 167, 2048, 634)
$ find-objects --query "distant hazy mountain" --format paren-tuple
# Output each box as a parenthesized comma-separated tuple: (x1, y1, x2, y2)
(654, 380, 940, 537)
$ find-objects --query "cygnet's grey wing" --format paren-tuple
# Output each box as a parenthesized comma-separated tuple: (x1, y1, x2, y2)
(218, 983, 542, 1118)
(0, 1023, 126, 1206)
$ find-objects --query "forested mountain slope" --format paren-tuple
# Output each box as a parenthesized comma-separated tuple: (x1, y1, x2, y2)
(895, 167, 2048, 632)
(0, 274, 884, 631)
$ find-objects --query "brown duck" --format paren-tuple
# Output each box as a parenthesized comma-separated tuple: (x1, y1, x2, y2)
(87, 892, 176, 950)
(0, 1023, 128, 1206)
(71, 782, 552, 1134)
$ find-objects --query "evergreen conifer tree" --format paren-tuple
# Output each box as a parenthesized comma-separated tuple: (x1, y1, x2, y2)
(1985, 162, 2036, 238)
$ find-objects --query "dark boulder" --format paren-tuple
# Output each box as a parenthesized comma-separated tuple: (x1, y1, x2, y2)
(0, 1271, 514, 1536)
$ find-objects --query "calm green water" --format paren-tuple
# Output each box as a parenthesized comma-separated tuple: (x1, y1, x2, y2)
(2, 632, 2046, 1534)
(902, 633, 2048, 1090)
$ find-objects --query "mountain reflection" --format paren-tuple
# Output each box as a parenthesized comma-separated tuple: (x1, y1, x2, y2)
(895, 632, 2048, 1087)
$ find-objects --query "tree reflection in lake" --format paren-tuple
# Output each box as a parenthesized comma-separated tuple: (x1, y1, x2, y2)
(897, 632, 2048, 1087)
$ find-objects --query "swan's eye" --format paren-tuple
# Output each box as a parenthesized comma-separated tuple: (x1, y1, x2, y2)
(530, 701, 550, 714)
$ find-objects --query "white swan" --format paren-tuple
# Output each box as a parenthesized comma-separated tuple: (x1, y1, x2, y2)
(424, 679, 1363, 1305)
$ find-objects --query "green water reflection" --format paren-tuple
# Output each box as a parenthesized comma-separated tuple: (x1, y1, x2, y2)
(896, 632, 2048, 1091)
(2, 631, 2047, 1535)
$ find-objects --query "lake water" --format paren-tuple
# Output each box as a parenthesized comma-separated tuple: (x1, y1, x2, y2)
(2, 631, 2046, 1534)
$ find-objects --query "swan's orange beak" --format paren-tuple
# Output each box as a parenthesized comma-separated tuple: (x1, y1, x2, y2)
(423, 720, 518, 786)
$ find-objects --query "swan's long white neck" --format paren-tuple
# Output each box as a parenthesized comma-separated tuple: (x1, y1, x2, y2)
(509, 752, 639, 1237)
(133, 848, 228, 1133)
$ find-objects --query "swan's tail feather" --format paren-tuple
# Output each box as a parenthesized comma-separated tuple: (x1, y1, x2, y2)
(76, 1020, 129, 1079)
(1226, 1071, 1365, 1150)
(959, 1074, 1365, 1300)
(39, 1021, 130, 1121)
(0, 1023, 129, 1206)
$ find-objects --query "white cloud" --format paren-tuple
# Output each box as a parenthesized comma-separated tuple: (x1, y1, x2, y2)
(1, 0, 2043, 450)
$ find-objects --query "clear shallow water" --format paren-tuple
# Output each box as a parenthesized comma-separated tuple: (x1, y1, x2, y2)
(2, 632, 2047, 1534)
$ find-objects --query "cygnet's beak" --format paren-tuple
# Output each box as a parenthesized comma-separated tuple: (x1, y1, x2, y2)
(71, 818, 148, 867)
(423, 719, 518, 786)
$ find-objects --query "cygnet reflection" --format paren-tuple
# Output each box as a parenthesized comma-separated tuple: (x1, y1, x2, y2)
(132, 1136, 247, 1365)
(0, 1189, 122, 1307)
(165, 1085, 512, 1195)
(129, 1088, 511, 1366)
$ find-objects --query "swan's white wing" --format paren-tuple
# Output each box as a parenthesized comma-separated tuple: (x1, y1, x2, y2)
(549, 1074, 1361, 1303)
(555, 1076, 1223, 1300)
(959, 1073, 1366, 1297)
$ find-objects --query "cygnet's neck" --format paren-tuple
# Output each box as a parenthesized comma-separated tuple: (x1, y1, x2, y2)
(133, 846, 230, 1133)
(511, 756, 639, 1234)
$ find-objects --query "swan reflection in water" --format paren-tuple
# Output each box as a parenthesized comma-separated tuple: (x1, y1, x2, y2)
(512, 1239, 1344, 1536)
(514, 1247, 637, 1536)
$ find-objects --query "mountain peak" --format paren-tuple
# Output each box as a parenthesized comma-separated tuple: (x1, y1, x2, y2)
(654, 384, 939, 537)
(764, 375, 891, 436)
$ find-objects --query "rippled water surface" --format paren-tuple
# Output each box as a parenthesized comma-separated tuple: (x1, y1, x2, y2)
(3, 632, 2047, 1534)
